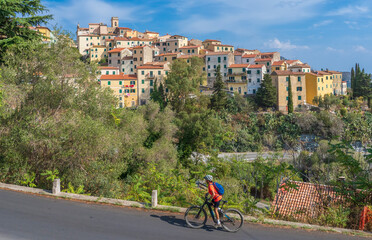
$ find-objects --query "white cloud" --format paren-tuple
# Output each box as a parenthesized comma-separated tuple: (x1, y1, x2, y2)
(313, 20, 333, 28)
(265, 38, 309, 50)
(326, 47, 344, 53)
(353, 45, 369, 53)
(44, 0, 149, 30)
(327, 5, 369, 16)
(172, 0, 326, 34)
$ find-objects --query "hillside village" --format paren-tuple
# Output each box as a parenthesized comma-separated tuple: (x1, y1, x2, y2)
(75, 17, 347, 110)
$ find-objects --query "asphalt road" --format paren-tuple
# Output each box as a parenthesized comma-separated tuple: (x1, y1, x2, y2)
(0, 189, 367, 240)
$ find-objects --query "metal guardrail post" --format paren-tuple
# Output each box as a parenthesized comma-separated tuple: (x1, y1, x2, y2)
(52, 179, 60, 195)
(152, 190, 158, 207)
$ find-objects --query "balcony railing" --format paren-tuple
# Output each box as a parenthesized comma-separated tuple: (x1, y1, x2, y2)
(146, 74, 156, 79)
(227, 72, 246, 76)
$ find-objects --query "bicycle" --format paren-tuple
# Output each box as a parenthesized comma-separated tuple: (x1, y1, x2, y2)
(184, 192, 244, 232)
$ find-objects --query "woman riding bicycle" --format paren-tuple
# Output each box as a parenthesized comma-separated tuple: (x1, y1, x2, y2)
(204, 175, 222, 228)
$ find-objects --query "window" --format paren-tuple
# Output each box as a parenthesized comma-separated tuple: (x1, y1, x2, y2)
(108, 81, 111, 85)
(298, 76, 301, 82)
(224, 65, 227, 69)
(208, 65, 210, 69)
(276, 67, 280, 70)
(208, 73, 211, 77)
(298, 96, 302, 100)
(130, 68, 133, 72)
(297, 87, 302, 91)
(242, 68, 246, 72)
(142, 88, 145, 93)
(141, 80, 144, 84)
(249, 79, 251, 83)
(119, 89, 122, 93)
(218, 57, 221, 63)
(141, 71, 145, 75)
(119, 81, 122, 85)
(318, 87, 320, 90)
(267, 62, 269, 66)
(106, 71, 109, 74)
(224, 57, 227, 61)
(109, 53, 111, 57)
(130, 89, 136, 93)
(109, 60, 111, 64)
(318, 78, 320, 82)
(286, 96, 288, 101)
(150, 88, 153, 93)
(113, 71, 115, 75)
(214, 65, 216, 69)
(158, 71, 161, 75)
(207, 57, 210, 61)
(253, 89, 256, 94)
(230, 87, 233, 91)
(117, 60, 120, 64)
(286, 87, 289, 91)
(134, 50, 137, 54)
(257, 70, 260, 74)
(257, 78, 260, 83)
(122, 68, 125, 72)
(248, 70, 251, 74)
(286, 77, 289, 82)
(150, 80, 153, 86)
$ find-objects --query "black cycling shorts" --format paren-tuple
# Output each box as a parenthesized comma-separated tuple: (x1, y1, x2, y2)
(212, 199, 221, 208)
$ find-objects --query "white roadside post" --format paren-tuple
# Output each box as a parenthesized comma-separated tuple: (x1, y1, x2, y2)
(52, 179, 60, 195)
(152, 190, 158, 208)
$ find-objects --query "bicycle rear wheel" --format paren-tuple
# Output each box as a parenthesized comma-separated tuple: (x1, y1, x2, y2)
(221, 208, 244, 232)
(184, 206, 207, 228)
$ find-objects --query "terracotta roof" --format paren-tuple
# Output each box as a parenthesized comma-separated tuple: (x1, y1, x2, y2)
(203, 39, 221, 42)
(117, 27, 132, 30)
(234, 52, 242, 56)
(100, 73, 137, 80)
(317, 71, 332, 75)
(129, 37, 152, 41)
(98, 67, 119, 70)
(260, 52, 278, 55)
(272, 61, 286, 66)
(108, 48, 125, 53)
(325, 70, 342, 74)
(272, 70, 306, 76)
(272, 181, 341, 221)
(255, 58, 273, 62)
(242, 54, 258, 58)
(137, 65, 164, 69)
(229, 64, 249, 68)
(247, 64, 265, 69)
(286, 60, 301, 64)
(105, 39, 114, 41)
(306, 72, 321, 77)
(289, 63, 311, 68)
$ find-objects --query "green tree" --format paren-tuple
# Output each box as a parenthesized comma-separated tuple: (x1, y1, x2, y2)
(210, 65, 227, 111)
(150, 80, 167, 110)
(255, 74, 277, 109)
(0, 0, 52, 61)
(287, 76, 294, 113)
(165, 57, 205, 113)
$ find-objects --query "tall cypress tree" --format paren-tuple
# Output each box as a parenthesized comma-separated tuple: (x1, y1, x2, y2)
(210, 65, 227, 111)
(287, 76, 294, 113)
(255, 74, 277, 109)
(350, 67, 355, 97)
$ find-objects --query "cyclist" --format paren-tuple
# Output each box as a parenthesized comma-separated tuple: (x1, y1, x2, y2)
(204, 175, 222, 228)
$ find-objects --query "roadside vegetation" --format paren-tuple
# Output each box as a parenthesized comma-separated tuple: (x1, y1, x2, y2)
(0, 0, 371, 230)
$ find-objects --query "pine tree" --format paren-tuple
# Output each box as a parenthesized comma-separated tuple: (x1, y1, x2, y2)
(255, 74, 277, 109)
(210, 65, 227, 111)
(0, 0, 52, 61)
(287, 76, 294, 113)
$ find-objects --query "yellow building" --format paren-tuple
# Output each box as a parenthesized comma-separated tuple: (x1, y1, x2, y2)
(144, 30, 159, 39)
(271, 71, 307, 112)
(305, 71, 334, 105)
(271, 61, 287, 72)
(179, 45, 204, 55)
(325, 70, 343, 95)
(89, 45, 107, 62)
(137, 64, 169, 105)
(226, 64, 249, 95)
(99, 73, 138, 108)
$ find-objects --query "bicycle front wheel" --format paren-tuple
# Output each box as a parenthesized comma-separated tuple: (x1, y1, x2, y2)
(184, 206, 207, 229)
(221, 208, 244, 232)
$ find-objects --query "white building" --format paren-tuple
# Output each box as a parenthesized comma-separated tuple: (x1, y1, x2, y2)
(247, 64, 267, 95)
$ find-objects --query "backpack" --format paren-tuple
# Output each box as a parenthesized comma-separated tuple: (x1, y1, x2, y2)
(213, 182, 224, 195)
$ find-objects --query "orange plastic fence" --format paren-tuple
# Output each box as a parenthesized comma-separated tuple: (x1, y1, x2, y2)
(359, 206, 372, 230)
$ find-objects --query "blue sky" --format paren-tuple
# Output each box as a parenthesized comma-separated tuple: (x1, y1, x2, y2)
(42, 0, 372, 73)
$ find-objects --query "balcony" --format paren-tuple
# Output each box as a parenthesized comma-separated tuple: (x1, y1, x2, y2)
(227, 72, 246, 76)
